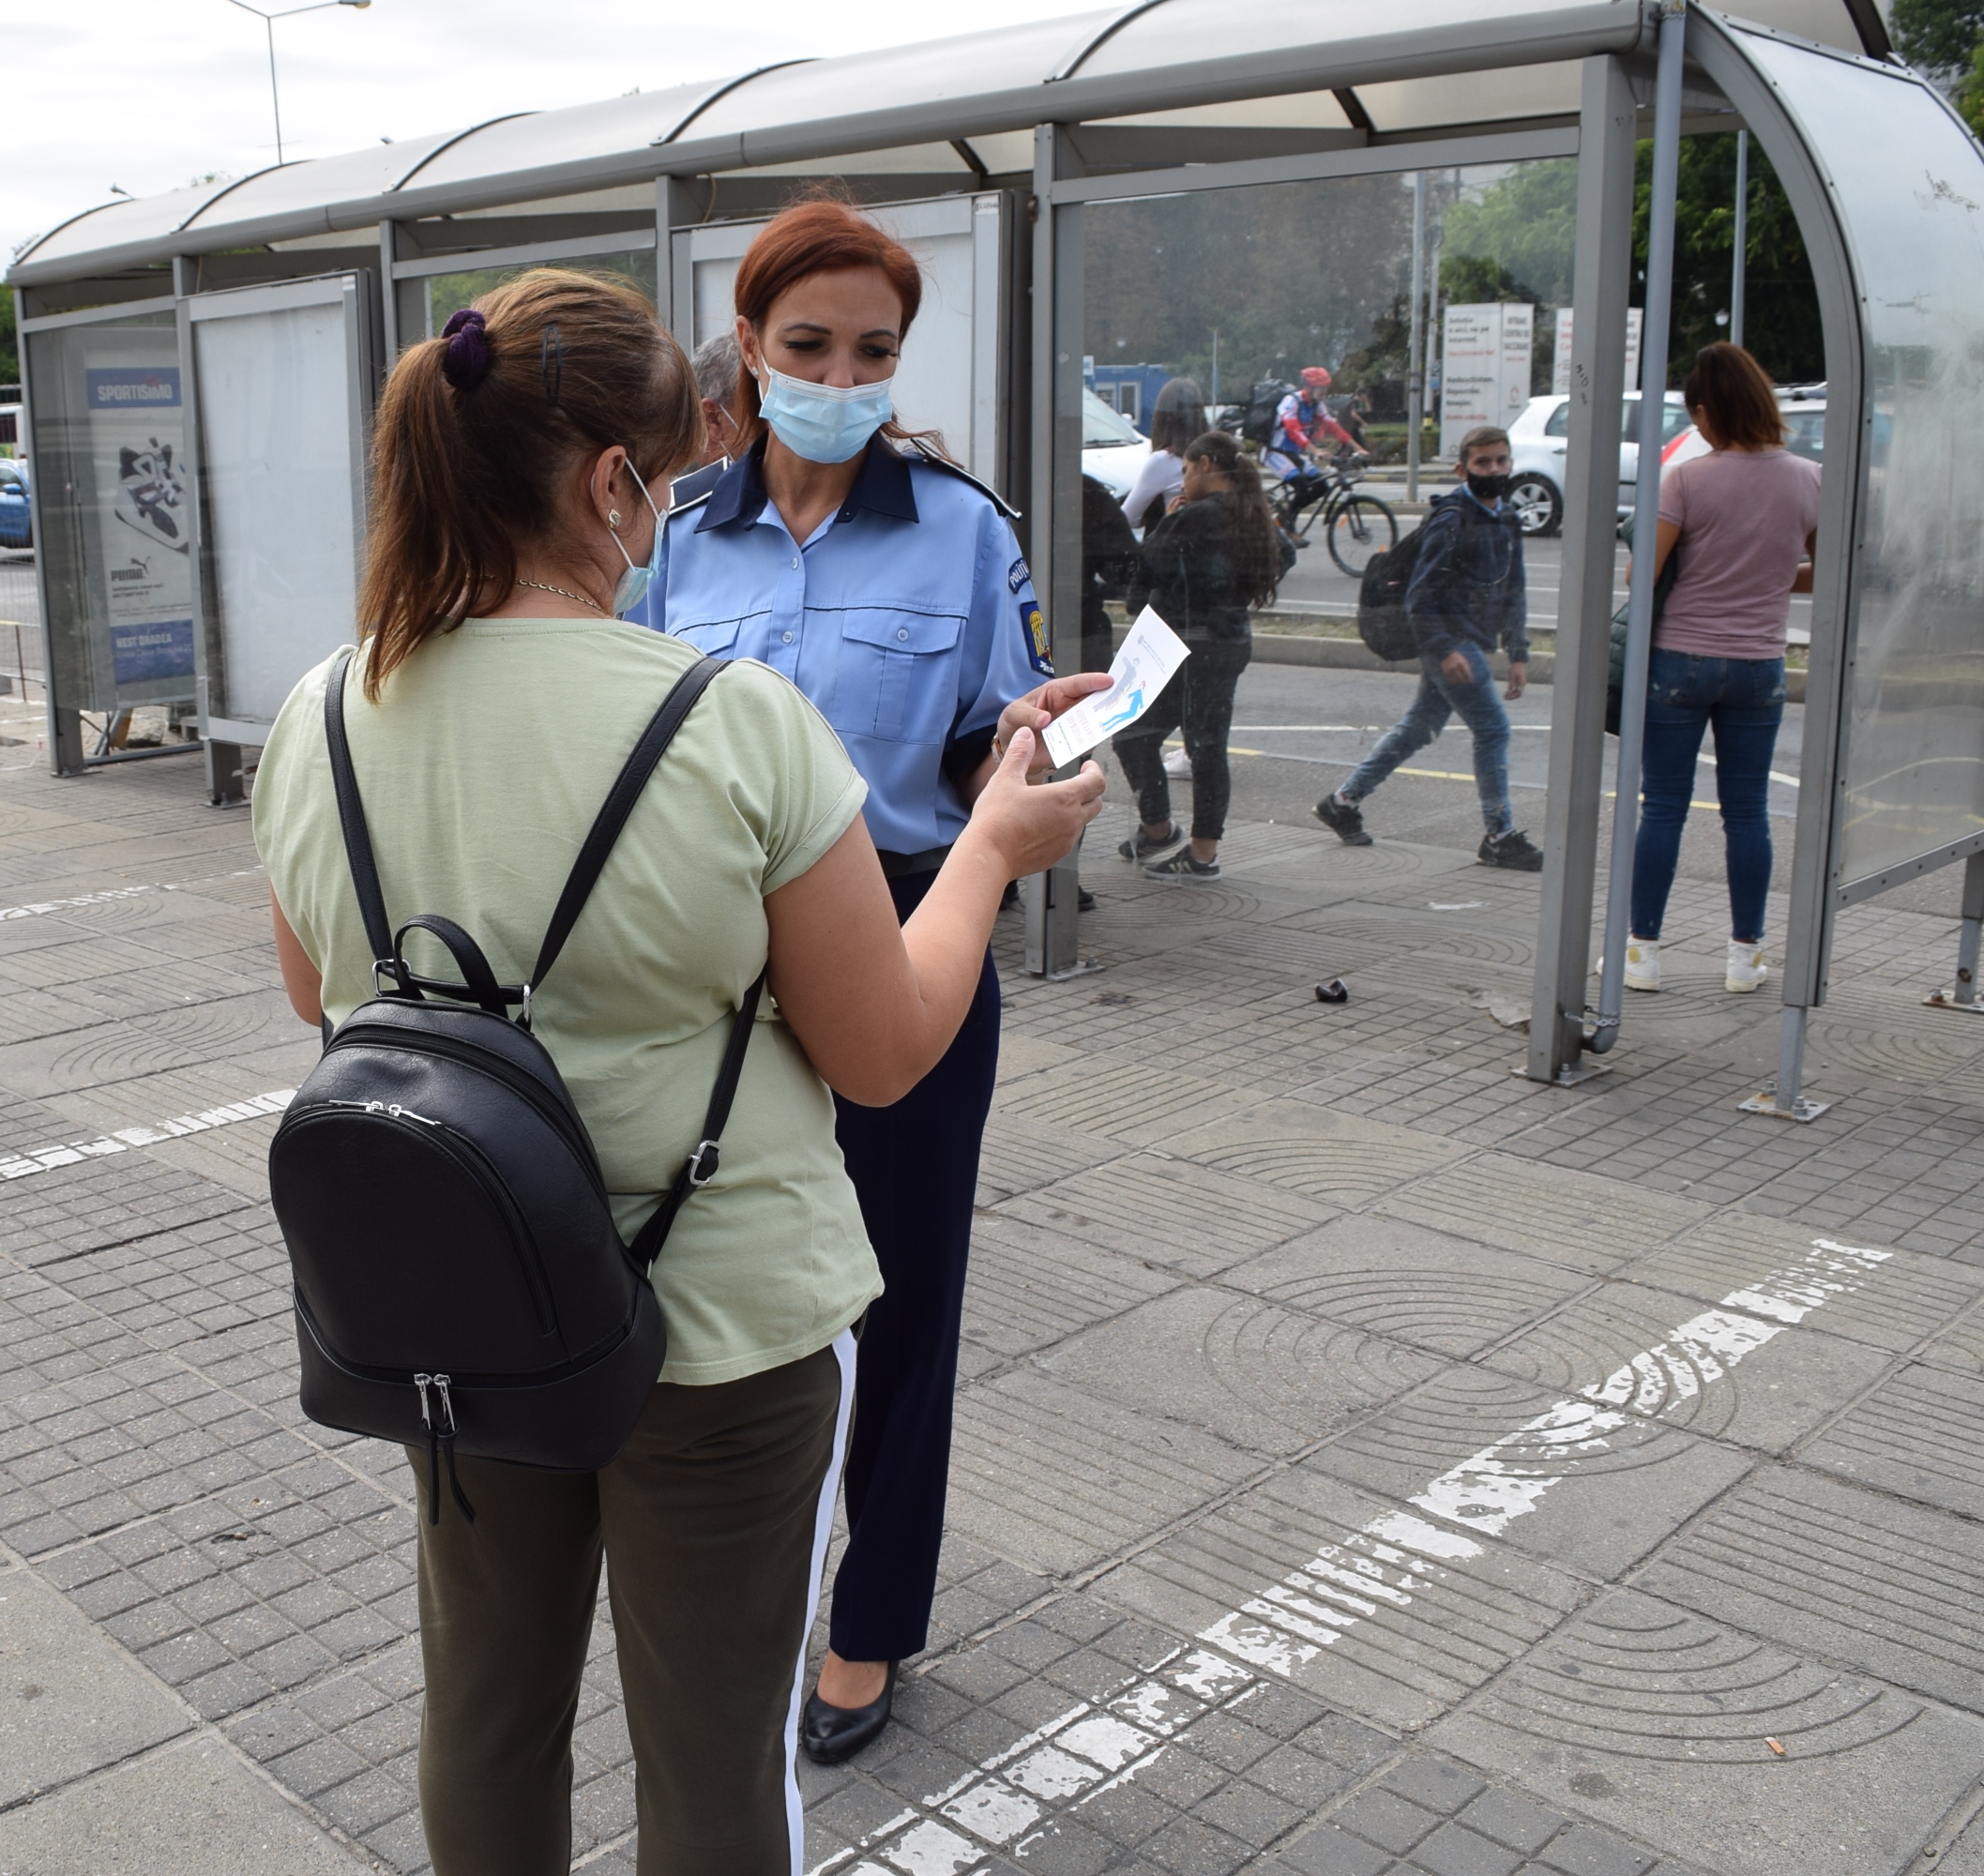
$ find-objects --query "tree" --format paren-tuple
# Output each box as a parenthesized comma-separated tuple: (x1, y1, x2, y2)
(1892, 0, 1984, 78)
(0, 289, 16, 394)
(1960, 39, 1984, 133)
(1437, 159, 1579, 306)
(1633, 131, 1824, 386)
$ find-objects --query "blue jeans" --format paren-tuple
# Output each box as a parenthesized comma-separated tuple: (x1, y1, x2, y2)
(1342, 642, 1512, 835)
(1630, 649, 1785, 943)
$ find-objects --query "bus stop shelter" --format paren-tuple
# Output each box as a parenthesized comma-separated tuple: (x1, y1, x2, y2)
(10, 0, 1980, 1108)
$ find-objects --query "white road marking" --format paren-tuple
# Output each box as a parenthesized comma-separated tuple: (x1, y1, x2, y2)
(0, 866, 265, 922)
(812, 1239, 1890, 1868)
(0, 1090, 295, 1181)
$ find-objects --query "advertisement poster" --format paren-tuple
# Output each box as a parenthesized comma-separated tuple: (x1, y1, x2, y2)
(1551, 307, 1643, 397)
(85, 367, 195, 688)
(1439, 305, 1533, 458)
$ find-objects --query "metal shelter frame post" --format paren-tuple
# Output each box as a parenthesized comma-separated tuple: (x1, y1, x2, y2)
(1024, 123, 1095, 980)
(1588, 0, 1687, 1056)
(1730, 129, 1749, 348)
(1526, 53, 1639, 1081)
(1406, 172, 1426, 504)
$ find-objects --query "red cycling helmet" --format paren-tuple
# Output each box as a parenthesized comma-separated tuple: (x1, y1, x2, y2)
(1300, 366, 1333, 390)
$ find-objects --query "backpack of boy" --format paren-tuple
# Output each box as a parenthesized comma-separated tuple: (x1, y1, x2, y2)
(1355, 514, 1442, 663)
(1241, 378, 1296, 448)
(266, 650, 759, 1524)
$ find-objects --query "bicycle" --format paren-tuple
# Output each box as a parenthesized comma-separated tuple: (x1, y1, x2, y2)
(1266, 452, 1398, 577)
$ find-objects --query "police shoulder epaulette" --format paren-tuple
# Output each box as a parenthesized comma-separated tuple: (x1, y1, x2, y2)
(902, 447, 1022, 522)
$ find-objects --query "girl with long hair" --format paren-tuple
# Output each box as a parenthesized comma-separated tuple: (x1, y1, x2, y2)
(1113, 429, 1280, 878)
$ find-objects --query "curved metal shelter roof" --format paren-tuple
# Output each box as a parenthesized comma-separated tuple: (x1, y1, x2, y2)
(11, 0, 1889, 284)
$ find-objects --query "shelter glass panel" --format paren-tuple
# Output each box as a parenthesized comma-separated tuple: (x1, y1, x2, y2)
(394, 247, 658, 346)
(191, 291, 365, 730)
(25, 310, 199, 717)
(1742, 38, 1984, 888)
(1069, 156, 1577, 687)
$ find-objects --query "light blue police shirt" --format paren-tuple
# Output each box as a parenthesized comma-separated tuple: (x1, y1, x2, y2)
(634, 438, 1050, 859)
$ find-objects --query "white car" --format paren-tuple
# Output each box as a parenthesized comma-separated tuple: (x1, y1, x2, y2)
(1080, 388, 1151, 501)
(1507, 391, 1692, 537)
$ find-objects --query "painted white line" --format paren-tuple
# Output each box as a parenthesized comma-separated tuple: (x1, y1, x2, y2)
(0, 867, 264, 923)
(813, 1239, 1891, 1867)
(0, 1091, 295, 1181)
(1202, 1238, 1888, 1676)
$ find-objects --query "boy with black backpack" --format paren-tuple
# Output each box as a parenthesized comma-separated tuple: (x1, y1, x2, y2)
(1317, 425, 1543, 870)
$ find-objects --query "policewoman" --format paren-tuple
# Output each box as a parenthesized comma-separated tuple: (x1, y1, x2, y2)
(636, 196, 1105, 1763)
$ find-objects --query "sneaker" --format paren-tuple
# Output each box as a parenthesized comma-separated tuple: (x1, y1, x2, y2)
(1624, 938, 1661, 991)
(1726, 939, 1768, 992)
(1162, 746, 1193, 778)
(1144, 848, 1220, 880)
(1314, 793, 1373, 846)
(1118, 824, 1186, 863)
(1478, 828, 1544, 871)
(1079, 888, 1098, 914)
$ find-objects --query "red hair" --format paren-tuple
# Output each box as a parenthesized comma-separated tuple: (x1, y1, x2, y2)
(730, 193, 937, 454)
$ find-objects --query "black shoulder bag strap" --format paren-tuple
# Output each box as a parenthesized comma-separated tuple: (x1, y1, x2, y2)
(323, 648, 395, 974)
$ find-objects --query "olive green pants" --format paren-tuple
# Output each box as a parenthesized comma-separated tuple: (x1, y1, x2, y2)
(409, 1334, 854, 1876)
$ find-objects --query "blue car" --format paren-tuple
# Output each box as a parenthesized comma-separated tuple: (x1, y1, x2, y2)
(0, 459, 30, 550)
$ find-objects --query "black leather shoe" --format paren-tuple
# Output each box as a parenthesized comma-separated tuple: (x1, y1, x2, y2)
(801, 1663, 896, 1765)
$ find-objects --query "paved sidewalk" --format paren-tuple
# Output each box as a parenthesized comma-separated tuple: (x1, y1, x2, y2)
(3, 691, 1983, 1875)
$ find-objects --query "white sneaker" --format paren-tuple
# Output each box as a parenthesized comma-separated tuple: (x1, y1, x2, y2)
(1726, 939, 1767, 992)
(1624, 938, 1661, 991)
(1162, 745, 1192, 778)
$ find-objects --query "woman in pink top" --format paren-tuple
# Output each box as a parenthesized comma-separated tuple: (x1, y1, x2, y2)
(1627, 343, 1820, 994)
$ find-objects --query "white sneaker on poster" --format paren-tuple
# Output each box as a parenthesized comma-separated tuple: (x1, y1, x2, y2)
(1727, 939, 1768, 992)
(1624, 939, 1661, 991)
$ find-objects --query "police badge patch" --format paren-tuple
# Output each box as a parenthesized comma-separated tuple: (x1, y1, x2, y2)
(1021, 600, 1053, 675)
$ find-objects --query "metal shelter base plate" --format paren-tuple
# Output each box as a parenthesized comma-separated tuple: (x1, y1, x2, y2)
(1739, 1089, 1834, 1123)
(1514, 1060, 1614, 1087)
(1924, 990, 1984, 1014)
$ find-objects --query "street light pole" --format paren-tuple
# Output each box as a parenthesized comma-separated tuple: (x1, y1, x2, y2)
(223, 0, 371, 166)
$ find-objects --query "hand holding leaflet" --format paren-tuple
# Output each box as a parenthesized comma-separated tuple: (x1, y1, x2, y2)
(1042, 606, 1189, 770)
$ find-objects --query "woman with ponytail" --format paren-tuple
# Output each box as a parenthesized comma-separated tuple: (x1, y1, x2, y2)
(251, 266, 1103, 1871)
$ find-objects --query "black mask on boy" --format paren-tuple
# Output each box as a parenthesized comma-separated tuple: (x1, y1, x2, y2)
(1466, 471, 1511, 502)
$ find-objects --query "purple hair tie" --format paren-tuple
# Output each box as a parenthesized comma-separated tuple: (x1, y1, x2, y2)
(440, 309, 492, 392)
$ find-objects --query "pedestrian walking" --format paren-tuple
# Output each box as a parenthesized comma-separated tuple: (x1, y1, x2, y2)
(1113, 430, 1280, 880)
(1120, 375, 1208, 528)
(1622, 341, 1819, 992)
(1315, 425, 1543, 870)
(251, 267, 1104, 1872)
(638, 195, 1110, 1766)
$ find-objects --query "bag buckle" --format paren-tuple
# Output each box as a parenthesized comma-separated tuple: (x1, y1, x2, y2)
(373, 959, 407, 997)
(686, 1139, 720, 1188)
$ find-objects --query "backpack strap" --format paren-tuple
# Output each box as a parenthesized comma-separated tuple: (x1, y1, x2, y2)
(627, 967, 765, 1271)
(323, 648, 397, 973)
(528, 656, 728, 993)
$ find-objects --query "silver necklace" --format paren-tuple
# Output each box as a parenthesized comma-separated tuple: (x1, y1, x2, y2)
(514, 578, 604, 615)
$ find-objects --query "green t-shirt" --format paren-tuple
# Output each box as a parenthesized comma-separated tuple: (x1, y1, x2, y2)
(253, 619, 881, 1385)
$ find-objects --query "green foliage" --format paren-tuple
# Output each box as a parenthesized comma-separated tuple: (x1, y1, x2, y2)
(1959, 39, 1984, 135)
(1633, 132, 1823, 386)
(1438, 254, 1525, 305)
(1438, 159, 1578, 305)
(1892, 0, 1984, 75)
(0, 289, 16, 393)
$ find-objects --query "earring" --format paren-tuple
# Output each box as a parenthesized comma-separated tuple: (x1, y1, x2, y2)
(608, 510, 622, 529)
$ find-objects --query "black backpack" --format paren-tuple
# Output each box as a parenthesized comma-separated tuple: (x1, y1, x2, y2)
(267, 650, 760, 1522)
(1241, 378, 1295, 448)
(1355, 512, 1445, 663)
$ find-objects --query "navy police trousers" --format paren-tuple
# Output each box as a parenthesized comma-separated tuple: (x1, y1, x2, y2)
(827, 867, 1000, 1663)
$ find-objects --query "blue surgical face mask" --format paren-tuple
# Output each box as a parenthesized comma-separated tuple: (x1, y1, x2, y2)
(609, 462, 664, 617)
(756, 363, 894, 464)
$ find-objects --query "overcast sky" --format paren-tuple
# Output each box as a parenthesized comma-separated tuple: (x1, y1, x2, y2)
(10, 0, 1090, 265)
